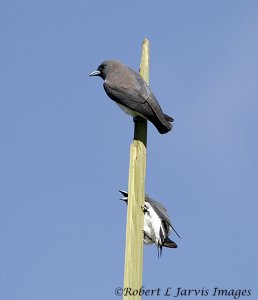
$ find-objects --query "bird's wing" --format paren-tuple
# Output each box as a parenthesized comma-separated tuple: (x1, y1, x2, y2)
(129, 70, 172, 126)
(104, 67, 149, 104)
(145, 195, 172, 228)
(104, 68, 167, 115)
(146, 195, 181, 238)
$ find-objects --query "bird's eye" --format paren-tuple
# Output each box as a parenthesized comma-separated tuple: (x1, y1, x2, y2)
(100, 64, 106, 70)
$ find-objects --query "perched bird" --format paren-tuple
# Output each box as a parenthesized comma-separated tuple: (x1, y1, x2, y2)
(119, 190, 180, 257)
(90, 60, 173, 134)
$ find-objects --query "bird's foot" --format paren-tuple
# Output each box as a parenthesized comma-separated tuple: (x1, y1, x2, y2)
(141, 206, 148, 214)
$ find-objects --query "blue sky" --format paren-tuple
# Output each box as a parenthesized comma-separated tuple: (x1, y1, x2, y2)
(1, 1, 258, 299)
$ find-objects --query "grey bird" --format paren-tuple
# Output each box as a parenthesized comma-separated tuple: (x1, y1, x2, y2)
(119, 190, 180, 257)
(90, 60, 173, 134)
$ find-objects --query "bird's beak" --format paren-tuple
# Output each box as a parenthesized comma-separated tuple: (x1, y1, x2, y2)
(119, 190, 128, 197)
(119, 190, 128, 203)
(89, 70, 101, 76)
(120, 197, 128, 202)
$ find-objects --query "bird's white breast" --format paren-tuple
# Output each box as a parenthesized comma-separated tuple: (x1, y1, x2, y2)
(116, 103, 147, 119)
(144, 203, 163, 245)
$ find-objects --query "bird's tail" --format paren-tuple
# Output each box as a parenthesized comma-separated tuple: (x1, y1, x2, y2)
(157, 237, 177, 257)
(164, 114, 174, 122)
(153, 118, 173, 134)
(149, 111, 174, 134)
(163, 237, 177, 248)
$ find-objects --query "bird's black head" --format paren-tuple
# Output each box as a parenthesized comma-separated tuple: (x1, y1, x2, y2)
(89, 60, 121, 80)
